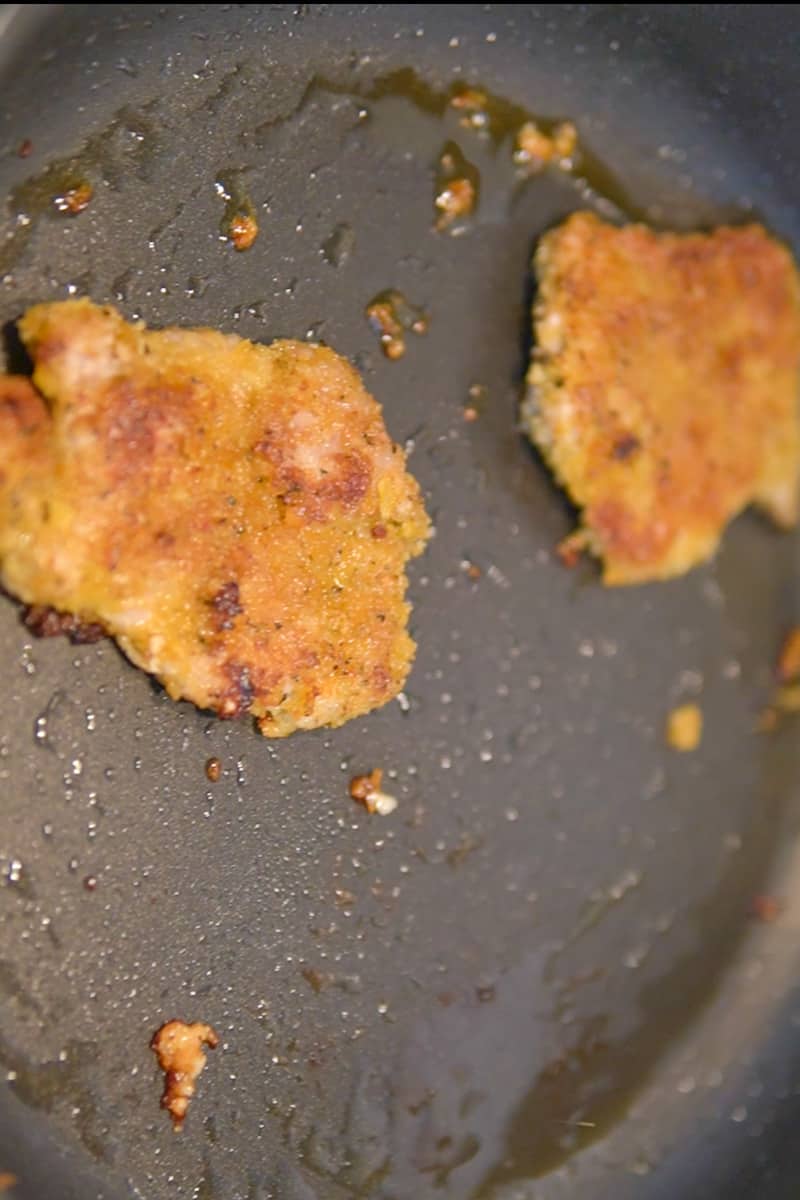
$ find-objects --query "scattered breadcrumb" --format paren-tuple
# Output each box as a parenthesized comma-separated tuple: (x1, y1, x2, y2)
(0, 1173, 17, 1192)
(55, 182, 92, 214)
(365, 290, 428, 360)
(751, 894, 783, 923)
(151, 1020, 218, 1131)
(777, 626, 800, 682)
(301, 966, 328, 993)
(513, 120, 577, 168)
(435, 176, 476, 231)
(205, 756, 221, 783)
(349, 768, 397, 815)
(228, 212, 258, 251)
(449, 86, 490, 131)
(666, 703, 703, 752)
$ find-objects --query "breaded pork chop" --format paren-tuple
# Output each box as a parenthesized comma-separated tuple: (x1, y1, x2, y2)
(0, 300, 430, 735)
(523, 212, 800, 584)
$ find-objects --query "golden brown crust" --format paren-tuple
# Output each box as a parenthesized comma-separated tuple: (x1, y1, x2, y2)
(0, 300, 430, 735)
(777, 626, 800, 682)
(151, 1020, 218, 1130)
(524, 213, 800, 584)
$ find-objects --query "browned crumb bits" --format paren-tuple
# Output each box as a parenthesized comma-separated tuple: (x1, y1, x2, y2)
(752, 894, 783, 922)
(366, 297, 405, 359)
(151, 1019, 218, 1131)
(301, 966, 328, 993)
(0, 1173, 17, 1193)
(349, 768, 397, 815)
(17, 138, 32, 158)
(556, 530, 589, 569)
(462, 560, 482, 581)
(666, 703, 703, 752)
(365, 290, 428, 360)
(55, 182, 92, 214)
(777, 626, 800, 682)
(756, 706, 779, 734)
(435, 176, 476, 231)
(205, 756, 222, 783)
(228, 212, 259, 251)
(449, 86, 490, 130)
(513, 120, 577, 168)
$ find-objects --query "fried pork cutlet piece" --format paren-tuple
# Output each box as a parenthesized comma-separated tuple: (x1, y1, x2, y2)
(523, 212, 800, 584)
(0, 300, 430, 735)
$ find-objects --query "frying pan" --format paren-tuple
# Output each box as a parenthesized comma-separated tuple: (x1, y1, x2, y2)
(0, 4, 799, 1198)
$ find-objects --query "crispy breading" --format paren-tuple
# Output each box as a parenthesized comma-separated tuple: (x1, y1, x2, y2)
(523, 213, 800, 584)
(0, 300, 430, 735)
(151, 1020, 218, 1130)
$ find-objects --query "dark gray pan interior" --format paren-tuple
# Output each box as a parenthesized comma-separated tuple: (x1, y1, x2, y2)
(0, 5, 799, 1199)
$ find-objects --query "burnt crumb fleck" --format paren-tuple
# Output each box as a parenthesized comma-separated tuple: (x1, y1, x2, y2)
(301, 966, 329, 993)
(17, 139, 32, 159)
(210, 581, 243, 631)
(205, 756, 222, 783)
(23, 604, 105, 644)
(371, 523, 388, 539)
(611, 433, 641, 461)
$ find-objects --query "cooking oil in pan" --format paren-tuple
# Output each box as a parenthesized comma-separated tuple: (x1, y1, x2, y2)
(0, 55, 774, 1199)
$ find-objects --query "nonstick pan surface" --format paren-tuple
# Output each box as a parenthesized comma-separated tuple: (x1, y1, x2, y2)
(0, 5, 799, 1199)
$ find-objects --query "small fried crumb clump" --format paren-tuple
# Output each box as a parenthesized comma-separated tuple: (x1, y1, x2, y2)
(666, 703, 703, 752)
(449, 87, 489, 130)
(205, 756, 221, 783)
(777, 626, 800, 682)
(228, 212, 259, 251)
(366, 298, 405, 360)
(752, 894, 783, 922)
(513, 120, 577, 168)
(349, 768, 398, 815)
(365, 290, 428, 360)
(55, 182, 92, 214)
(435, 177, 476, 231)
(0, 1173, 17, 1192)
(151, 1020, 218, 1130)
